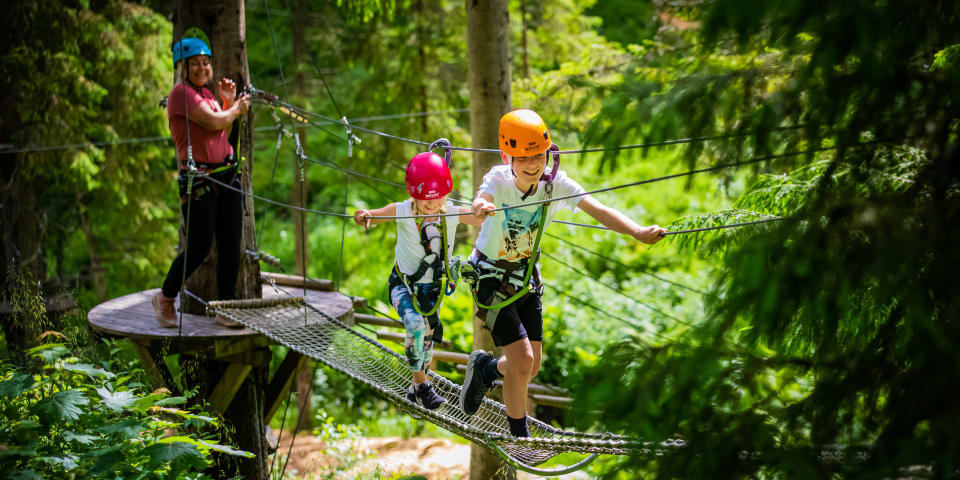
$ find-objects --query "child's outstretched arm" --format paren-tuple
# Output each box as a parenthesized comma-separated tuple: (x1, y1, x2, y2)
(577, 195, 667, 245)
(353, 203, 397, 232)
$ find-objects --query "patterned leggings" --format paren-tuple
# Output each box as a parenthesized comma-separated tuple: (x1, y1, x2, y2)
(388, 271, 442, 373)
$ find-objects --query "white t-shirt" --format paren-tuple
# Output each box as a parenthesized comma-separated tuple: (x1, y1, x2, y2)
(472, 165, 586, 263)
(394, 200, 460, 283)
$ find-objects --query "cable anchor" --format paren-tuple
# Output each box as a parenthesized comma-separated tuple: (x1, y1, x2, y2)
(294, 132, 308, 182)
(341, 116, 362, 157)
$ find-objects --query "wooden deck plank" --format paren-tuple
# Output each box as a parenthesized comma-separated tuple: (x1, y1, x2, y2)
(376, 330, 456, 351)
(354, 313, 403, 328)
(260, 272, 334, 291)
(88, 287, 352, 341)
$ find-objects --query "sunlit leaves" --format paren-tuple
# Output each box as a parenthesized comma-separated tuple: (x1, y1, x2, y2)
(95, 387, 136, 413)
(0, 374, 35, 398)
(32, 390, 89, 425)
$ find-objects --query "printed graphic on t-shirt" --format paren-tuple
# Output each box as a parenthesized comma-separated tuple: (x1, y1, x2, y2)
(498, 204, 544, 261)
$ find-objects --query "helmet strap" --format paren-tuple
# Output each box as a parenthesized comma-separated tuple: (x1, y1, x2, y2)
(520, 183, 535, 201)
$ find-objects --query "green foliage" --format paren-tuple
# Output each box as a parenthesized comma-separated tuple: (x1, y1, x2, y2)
(14, 1, 959, 478)
(2, 0, 176, 304)
(0, 342, 251, 479)
(576, 0, 960, 477)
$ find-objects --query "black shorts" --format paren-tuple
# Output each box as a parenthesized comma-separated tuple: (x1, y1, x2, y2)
(475, 277, 543, 347)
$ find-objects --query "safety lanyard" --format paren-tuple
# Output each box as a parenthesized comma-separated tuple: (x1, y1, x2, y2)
(396, 216, 451, 317)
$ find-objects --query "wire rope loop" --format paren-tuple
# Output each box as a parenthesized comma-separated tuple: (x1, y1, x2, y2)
(341, 116, 362, 157)
(486, 440, 600, 476)
(428, 137, 452, 165)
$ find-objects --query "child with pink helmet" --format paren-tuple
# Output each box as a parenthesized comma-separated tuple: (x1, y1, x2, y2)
(354, 149, 484, 409)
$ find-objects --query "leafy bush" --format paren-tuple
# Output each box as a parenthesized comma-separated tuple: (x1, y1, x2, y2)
(0, 342, 252, 479)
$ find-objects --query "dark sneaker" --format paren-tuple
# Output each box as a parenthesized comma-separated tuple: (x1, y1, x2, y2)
(407, 382, 446, 410)
(459, 350, 493, 416)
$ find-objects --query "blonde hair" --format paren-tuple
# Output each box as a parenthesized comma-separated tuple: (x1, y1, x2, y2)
(410, 196, 447, 216)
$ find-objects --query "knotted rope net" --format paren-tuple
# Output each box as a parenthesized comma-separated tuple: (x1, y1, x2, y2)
(205, 297, 675, 468)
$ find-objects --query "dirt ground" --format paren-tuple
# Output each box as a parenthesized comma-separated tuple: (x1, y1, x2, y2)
(276, 433, 471, 479)
(275, 433, 593, 479)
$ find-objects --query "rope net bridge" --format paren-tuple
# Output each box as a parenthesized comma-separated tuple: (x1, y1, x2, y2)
(206, 296, 684, 475)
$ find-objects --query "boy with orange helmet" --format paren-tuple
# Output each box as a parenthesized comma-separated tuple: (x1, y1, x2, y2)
(458, 109, 666, 437)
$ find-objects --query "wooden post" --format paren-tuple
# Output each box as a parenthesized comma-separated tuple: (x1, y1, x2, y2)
(172, 2, 266, 478)
(289, 0, 314, 432)
(466, 0, 514, 478)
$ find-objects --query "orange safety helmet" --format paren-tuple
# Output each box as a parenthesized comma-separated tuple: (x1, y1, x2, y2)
(499, 109, 551, 157)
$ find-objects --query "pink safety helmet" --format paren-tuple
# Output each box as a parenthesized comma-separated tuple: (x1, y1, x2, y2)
(405, 152, 452, 200)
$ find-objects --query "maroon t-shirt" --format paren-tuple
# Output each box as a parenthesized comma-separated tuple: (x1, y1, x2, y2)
(167, 82, 233, 169)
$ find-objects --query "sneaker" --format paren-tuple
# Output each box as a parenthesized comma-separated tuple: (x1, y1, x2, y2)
(152, 291, 177, 328)
(407, 382, 447, 410)
(460, 350, 494, 416)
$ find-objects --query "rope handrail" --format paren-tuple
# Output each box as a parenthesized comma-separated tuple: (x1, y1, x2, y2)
(270, 94, 807, 155)
(196, 145, 842, 222)
(554, 215, 785, 235)
(544, 233, 709, 295)
(484, 145, 844, 213)
(0, 108, 468, 155)
(540, 252, 693, 327)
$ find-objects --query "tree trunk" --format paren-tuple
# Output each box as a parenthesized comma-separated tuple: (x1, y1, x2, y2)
(290, 0, 314, 432)
(1, 164, 45, 287)
(175, 0, 260, 314)
(466, 0, 514, 478)
(417, 0, 429, 136)
(77, 193, 107, 302)
(520, 0, 530, 79)
(0, 163, 46, 365)
(173, 3, 265, 479)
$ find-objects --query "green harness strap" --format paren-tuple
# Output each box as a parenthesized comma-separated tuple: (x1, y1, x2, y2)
(470, 201, 550, 311)
(396, 216, 452, 317)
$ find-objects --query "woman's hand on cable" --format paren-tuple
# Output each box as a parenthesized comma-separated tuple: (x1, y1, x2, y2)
(633, 225, 668, 245)
(472, 198, 495, 218)
(234, 94, 250, 116)
(353, 209, 372, 231)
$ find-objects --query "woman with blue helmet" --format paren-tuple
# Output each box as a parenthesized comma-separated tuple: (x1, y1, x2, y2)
(152, 34, 251, 328)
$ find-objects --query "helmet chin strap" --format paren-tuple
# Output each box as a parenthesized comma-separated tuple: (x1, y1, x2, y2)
(521, 183, 535, 200)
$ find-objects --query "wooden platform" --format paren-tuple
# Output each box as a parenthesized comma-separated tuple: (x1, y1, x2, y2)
(88, 285, 353, 341)
(87, 281, 354, 423)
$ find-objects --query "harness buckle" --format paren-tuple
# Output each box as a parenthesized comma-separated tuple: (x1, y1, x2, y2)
(446, 256, 462, 296)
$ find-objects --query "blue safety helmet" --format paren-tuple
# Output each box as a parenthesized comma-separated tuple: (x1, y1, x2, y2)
(172, 37, 212, 67)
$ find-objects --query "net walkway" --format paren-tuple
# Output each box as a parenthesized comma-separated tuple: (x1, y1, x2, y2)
(206, 297, 680, 473)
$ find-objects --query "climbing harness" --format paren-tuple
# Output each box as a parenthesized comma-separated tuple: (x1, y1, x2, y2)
(393, 216, 459, 317)
(461, 198, 549, 313)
